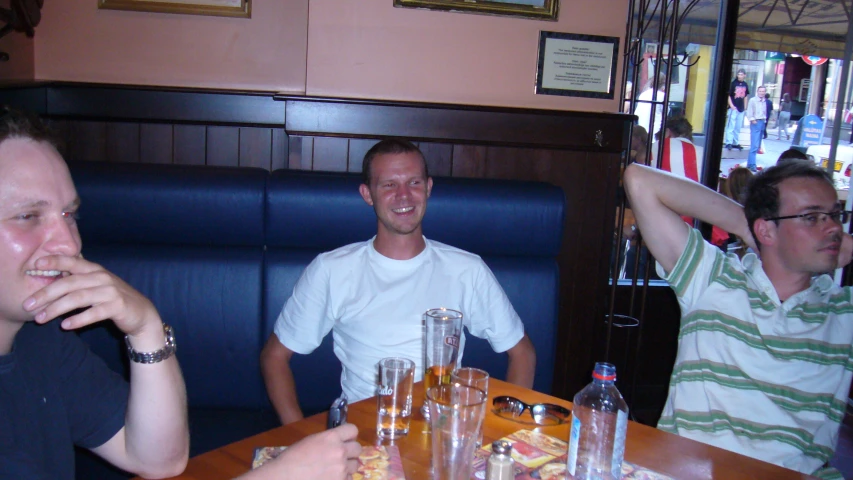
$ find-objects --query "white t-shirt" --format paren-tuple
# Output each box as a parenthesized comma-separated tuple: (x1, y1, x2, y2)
(656, 228, 853, 478)
(274, 236, 525, 402)
(634, 88, 665, 137)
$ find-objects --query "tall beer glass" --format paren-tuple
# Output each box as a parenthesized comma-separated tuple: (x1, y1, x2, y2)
(422, 307, 463, 420)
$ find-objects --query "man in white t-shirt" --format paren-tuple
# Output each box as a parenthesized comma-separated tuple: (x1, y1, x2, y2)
(624, 160, 853, 479)
(634, 74, 667, 139)
(260, 139, 536, 425)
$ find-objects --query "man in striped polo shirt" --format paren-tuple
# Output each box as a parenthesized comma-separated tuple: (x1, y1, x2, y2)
(624, 160, 853, 479)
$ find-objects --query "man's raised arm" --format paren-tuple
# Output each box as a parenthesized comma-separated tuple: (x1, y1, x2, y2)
(260, 334, 305, 425)
(623, 163, 752, 274)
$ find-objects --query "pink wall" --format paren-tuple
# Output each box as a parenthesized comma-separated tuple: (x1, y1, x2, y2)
(27, 0, 628, 111)
(306, 0, 628, 111)
(0, 31, 34, 81)
(34, 0, 308, 92)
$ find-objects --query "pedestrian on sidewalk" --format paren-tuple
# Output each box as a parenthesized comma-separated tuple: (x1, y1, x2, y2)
(759, 95, 773, 154)
(635, 74, 667, 139)
(746, 86, 768, 172)
(777, 93, 792, 140)
(724, 69, 749, 151)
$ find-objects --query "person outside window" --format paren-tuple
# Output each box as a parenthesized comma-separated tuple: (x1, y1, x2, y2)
(634, 74, 667, 140)
(724, 69, 749, 151)
(746, 86, 768, 172)
(777, 93, 792, 140)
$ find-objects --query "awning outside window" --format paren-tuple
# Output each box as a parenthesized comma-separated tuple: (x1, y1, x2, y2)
(637, 0, 849, 59)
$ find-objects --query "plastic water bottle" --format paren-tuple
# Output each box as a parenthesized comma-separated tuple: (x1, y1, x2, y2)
(567, 362, 629, 480)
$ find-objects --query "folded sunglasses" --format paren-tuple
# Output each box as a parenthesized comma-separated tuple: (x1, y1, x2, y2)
(492, 395, 571, 426)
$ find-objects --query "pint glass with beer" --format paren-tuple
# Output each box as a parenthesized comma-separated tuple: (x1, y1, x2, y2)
(422, 307, 463, 420)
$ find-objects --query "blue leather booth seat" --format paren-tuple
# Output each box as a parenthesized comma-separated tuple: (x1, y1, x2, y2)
(67, 161, 565, 479)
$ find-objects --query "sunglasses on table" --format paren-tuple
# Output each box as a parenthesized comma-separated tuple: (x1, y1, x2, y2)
(492, 395, 571, 426)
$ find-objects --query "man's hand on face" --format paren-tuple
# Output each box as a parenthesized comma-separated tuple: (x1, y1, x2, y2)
(22, 254, 161, 338)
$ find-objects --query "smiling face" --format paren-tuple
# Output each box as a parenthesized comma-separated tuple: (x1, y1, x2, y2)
(359, 151, 432, 242)
(0, 137, 81, 328)
(757, 87, 766, 99)
(764, 177, 842, 276)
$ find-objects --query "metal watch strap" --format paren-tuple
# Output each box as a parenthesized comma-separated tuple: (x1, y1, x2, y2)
(125, 324, 176, 364)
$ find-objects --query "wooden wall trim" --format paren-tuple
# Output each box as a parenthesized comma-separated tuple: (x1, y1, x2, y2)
(281, 95, 631, 151)
(0, 82, 285, 126)
(0, 82, 632, 149)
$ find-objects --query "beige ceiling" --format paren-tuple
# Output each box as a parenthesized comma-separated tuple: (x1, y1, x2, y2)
(637, 0, 850, 59)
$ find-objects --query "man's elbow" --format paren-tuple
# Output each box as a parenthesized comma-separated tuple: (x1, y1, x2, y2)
(260, 334, 291, 373)
(506, 335, 536, 387)
(134, 450, 189, 479)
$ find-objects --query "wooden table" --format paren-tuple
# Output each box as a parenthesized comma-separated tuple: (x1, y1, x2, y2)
(157, 379, 815, 479)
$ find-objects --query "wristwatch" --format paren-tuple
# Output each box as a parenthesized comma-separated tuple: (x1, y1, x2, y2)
(125, 323, 176, 364)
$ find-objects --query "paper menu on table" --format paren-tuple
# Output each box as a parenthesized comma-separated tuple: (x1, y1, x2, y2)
(252, 444, 406, 479)
(468, 429, 673, 480)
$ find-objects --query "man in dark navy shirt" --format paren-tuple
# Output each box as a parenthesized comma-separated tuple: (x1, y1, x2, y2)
(724, 68, 750, 150)
(0, 108, 189, 479)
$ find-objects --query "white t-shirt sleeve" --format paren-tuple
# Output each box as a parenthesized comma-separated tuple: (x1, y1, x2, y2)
(273, 255, 336, 355)
(464, 262, 525, 353)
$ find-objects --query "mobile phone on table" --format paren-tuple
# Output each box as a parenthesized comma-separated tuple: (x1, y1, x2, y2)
(327, 393, 348, 429)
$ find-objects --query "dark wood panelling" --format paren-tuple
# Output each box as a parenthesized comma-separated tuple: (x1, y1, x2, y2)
(140, 124, 174, 165)
(105, 123, 140, 163)
(287, 136, 313, 171)
(451, 145, 487, 178)
(43, 84, 284, 125)
(206, 126, 240, 167)
(238, 127, 273, 169)
(68, 121, 107, 162)
(282, 96, 632, 151)
(312, 137, 349, 172)
(347, 138, 378, 174)
(174, 125, 207, 166)
(0, 85, 47, 113)
(271, 129, 288, 171)
(419, 142, 453, 177)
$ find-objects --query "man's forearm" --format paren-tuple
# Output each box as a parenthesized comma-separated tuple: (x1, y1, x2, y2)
(263, 366, 304, 425)
(260, 341, 304, 425)
(505, 334, 536, 389)
(628, 164, 750, 240)
(123, 344, 189, 478)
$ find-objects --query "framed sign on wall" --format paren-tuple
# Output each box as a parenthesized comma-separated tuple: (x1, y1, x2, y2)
(535, 31, 619, 99)
(393, 0, 558, 21)
(98, 0, 251, 18)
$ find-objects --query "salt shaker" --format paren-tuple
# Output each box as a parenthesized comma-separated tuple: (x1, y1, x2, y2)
(486, 440, 514, 480)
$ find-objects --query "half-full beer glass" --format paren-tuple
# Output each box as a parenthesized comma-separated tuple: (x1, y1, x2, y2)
(376, 357, 415, 439)
(422, 308, 463, 420)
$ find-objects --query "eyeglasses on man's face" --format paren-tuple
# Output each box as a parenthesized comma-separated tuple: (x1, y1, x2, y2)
(492, 395, 571, 426)
(764, 210, 853, 227)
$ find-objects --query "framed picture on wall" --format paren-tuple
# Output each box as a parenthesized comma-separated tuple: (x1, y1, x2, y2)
(393, 0, 558, 21)
(98, 0, 251, 18)
(535, 31, 619, 98)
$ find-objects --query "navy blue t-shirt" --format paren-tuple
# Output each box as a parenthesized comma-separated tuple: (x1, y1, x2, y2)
(0, 321, 129, 480)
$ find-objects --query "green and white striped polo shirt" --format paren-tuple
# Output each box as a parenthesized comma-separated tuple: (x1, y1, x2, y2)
(656, 228, 853, 479)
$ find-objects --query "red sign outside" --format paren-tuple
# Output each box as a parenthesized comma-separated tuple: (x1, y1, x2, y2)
(802, 56, 828, 66)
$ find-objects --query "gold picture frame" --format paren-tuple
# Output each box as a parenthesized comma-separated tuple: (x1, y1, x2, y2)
(98, 0, 251, 18)
(393, 0, 558, 21)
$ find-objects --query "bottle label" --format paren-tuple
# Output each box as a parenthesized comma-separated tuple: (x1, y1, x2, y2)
(611, 409, 628, 475)
(567, 415, 581, 476)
